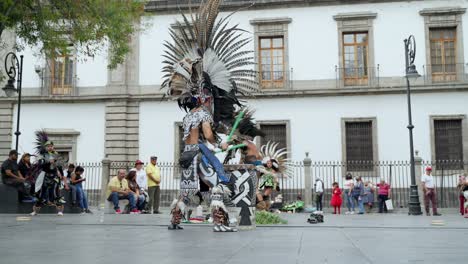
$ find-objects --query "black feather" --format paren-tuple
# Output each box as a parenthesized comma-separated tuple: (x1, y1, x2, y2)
(238, 115, 266, 138)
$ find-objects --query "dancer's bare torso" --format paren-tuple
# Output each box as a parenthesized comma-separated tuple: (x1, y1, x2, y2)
(183, 107, 216, 145)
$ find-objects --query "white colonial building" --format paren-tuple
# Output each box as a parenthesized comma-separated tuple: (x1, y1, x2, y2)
(1, 0, 468, 170)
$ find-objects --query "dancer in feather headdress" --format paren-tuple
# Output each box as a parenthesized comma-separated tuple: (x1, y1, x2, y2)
(30, 130, 69, 216)
(163, 0, 262, 229)
(256, 141, 291, 211)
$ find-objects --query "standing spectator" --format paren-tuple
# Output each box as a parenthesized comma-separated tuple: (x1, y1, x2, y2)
(343, 173, 354, 214)
(126, 170, 144, 213)
(376, 179, 391, 213)
(330, 182, 342, 214)
(71, 166, 92, 214)
(362, 181, 375, 213)
(457, 175, 466, 216)
(106, 169, 138, 214)
(352, 176, 365, 214)
(421, 167, 441, 216)
(1, 150, 34, 202)
(66, 164, 77, 206)
(146, 156, 161, 214)
(314, 177, 324, 212)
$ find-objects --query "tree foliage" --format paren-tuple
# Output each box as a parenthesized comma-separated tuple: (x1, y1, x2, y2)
(0, 0, 146, 69)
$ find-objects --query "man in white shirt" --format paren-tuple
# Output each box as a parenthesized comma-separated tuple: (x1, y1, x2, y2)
(314, 177, 324, 212)
(421, 166, 441, 216)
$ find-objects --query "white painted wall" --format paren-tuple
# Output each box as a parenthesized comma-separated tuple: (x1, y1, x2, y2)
(139, 0, 468, 84)
(19, 45, 43, 89)
(139, 15, 175, 86)
(18, 44, 108, 89)
(11, 103, 106, 162)
(139, 100, 186, 161)
(139, 91, 468, 162)
(75, 50, 108, 87)
(14, 0, 468, 88)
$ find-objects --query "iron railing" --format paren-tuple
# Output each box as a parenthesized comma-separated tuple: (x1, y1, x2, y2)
(42, 76, 77, 96)
(73, 160, 467, 209)
(335, 65, 380, 88)
(422, 63, 468, 84)
(257, 70, 292, 89)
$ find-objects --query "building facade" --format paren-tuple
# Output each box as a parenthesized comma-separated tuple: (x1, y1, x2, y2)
(1, 0, 467, 174)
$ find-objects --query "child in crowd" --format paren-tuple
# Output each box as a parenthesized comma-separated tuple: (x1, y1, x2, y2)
(362, 181, 375, 213)
(330, 182, 342, 214)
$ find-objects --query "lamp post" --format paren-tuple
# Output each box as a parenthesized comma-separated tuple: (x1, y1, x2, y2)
(404, 35, 422, 215)
(2, 52, 24, 152)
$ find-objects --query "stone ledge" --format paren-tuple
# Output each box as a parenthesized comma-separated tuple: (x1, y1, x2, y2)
(333, 11, 377, 21)
(250, 17, 292, 25)
(44, 129, 81, 136)
(2, 83, 468, 103)
(419, 7, 467, 16)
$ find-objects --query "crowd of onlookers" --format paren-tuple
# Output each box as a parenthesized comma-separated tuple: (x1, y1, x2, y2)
(322, 173, 392, 215)
(2, 149, 468, 217)
(316, 167, 468, 217)
(0, 149, 92, 214)
(1, 150, 162, 215)
(106, 157, 161, 214)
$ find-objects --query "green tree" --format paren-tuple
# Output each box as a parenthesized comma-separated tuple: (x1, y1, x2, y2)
(0, 0, 146, 69)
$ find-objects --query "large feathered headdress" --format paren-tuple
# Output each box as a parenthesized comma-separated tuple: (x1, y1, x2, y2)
(162, 0, 259, 118)
(34, 130, 51, 155)
(260, 141, 293, 177)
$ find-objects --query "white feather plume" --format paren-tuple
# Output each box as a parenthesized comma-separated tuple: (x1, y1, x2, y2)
(203, 48, 232, 92)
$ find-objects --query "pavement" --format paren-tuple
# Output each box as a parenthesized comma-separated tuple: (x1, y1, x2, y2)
(0, 209, 467, 264)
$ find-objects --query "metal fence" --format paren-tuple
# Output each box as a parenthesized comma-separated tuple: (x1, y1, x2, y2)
(75, 160, 467, 209)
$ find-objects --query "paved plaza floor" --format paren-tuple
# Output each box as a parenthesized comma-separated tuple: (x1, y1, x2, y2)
(0, 210, 466, 264)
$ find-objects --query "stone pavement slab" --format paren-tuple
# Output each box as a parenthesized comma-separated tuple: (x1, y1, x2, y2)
(0, 211, 466, 264)
(1, 209, 466, 229)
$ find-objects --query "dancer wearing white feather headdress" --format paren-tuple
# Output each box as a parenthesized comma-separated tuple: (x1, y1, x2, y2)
(256, 141, 292, 211)
(162, 0, 263, 230)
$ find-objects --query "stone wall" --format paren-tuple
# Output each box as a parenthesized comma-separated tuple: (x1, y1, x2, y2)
(105, 100, 140, 162)
(0, 103, 13, 160)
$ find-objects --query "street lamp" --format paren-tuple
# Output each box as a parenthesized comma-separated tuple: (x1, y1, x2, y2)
(2, 52, 24, 152)
(404, 35, 422, 215)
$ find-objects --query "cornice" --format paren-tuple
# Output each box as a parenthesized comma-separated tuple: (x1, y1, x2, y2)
(2, 84, 467, 104)
(419, 7, 467, 16)
(144, 0, 421, 14)
(250, 17, 292, 25)
(333, 11, 377, 21)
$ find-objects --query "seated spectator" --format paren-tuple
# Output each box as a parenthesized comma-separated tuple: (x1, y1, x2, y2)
(66, 164, 77, 206)
(106, 169, 138, 214)
(126, 170, 145, 213)
(71, 166, 92, 214)
(18, 153, 32, 179)
(18, 153, 34, 197)
(131, 160, 149, 213)
(1, 150, 34, 202)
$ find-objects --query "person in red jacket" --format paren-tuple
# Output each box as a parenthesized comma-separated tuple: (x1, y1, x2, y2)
(331, 182, 342, 214)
